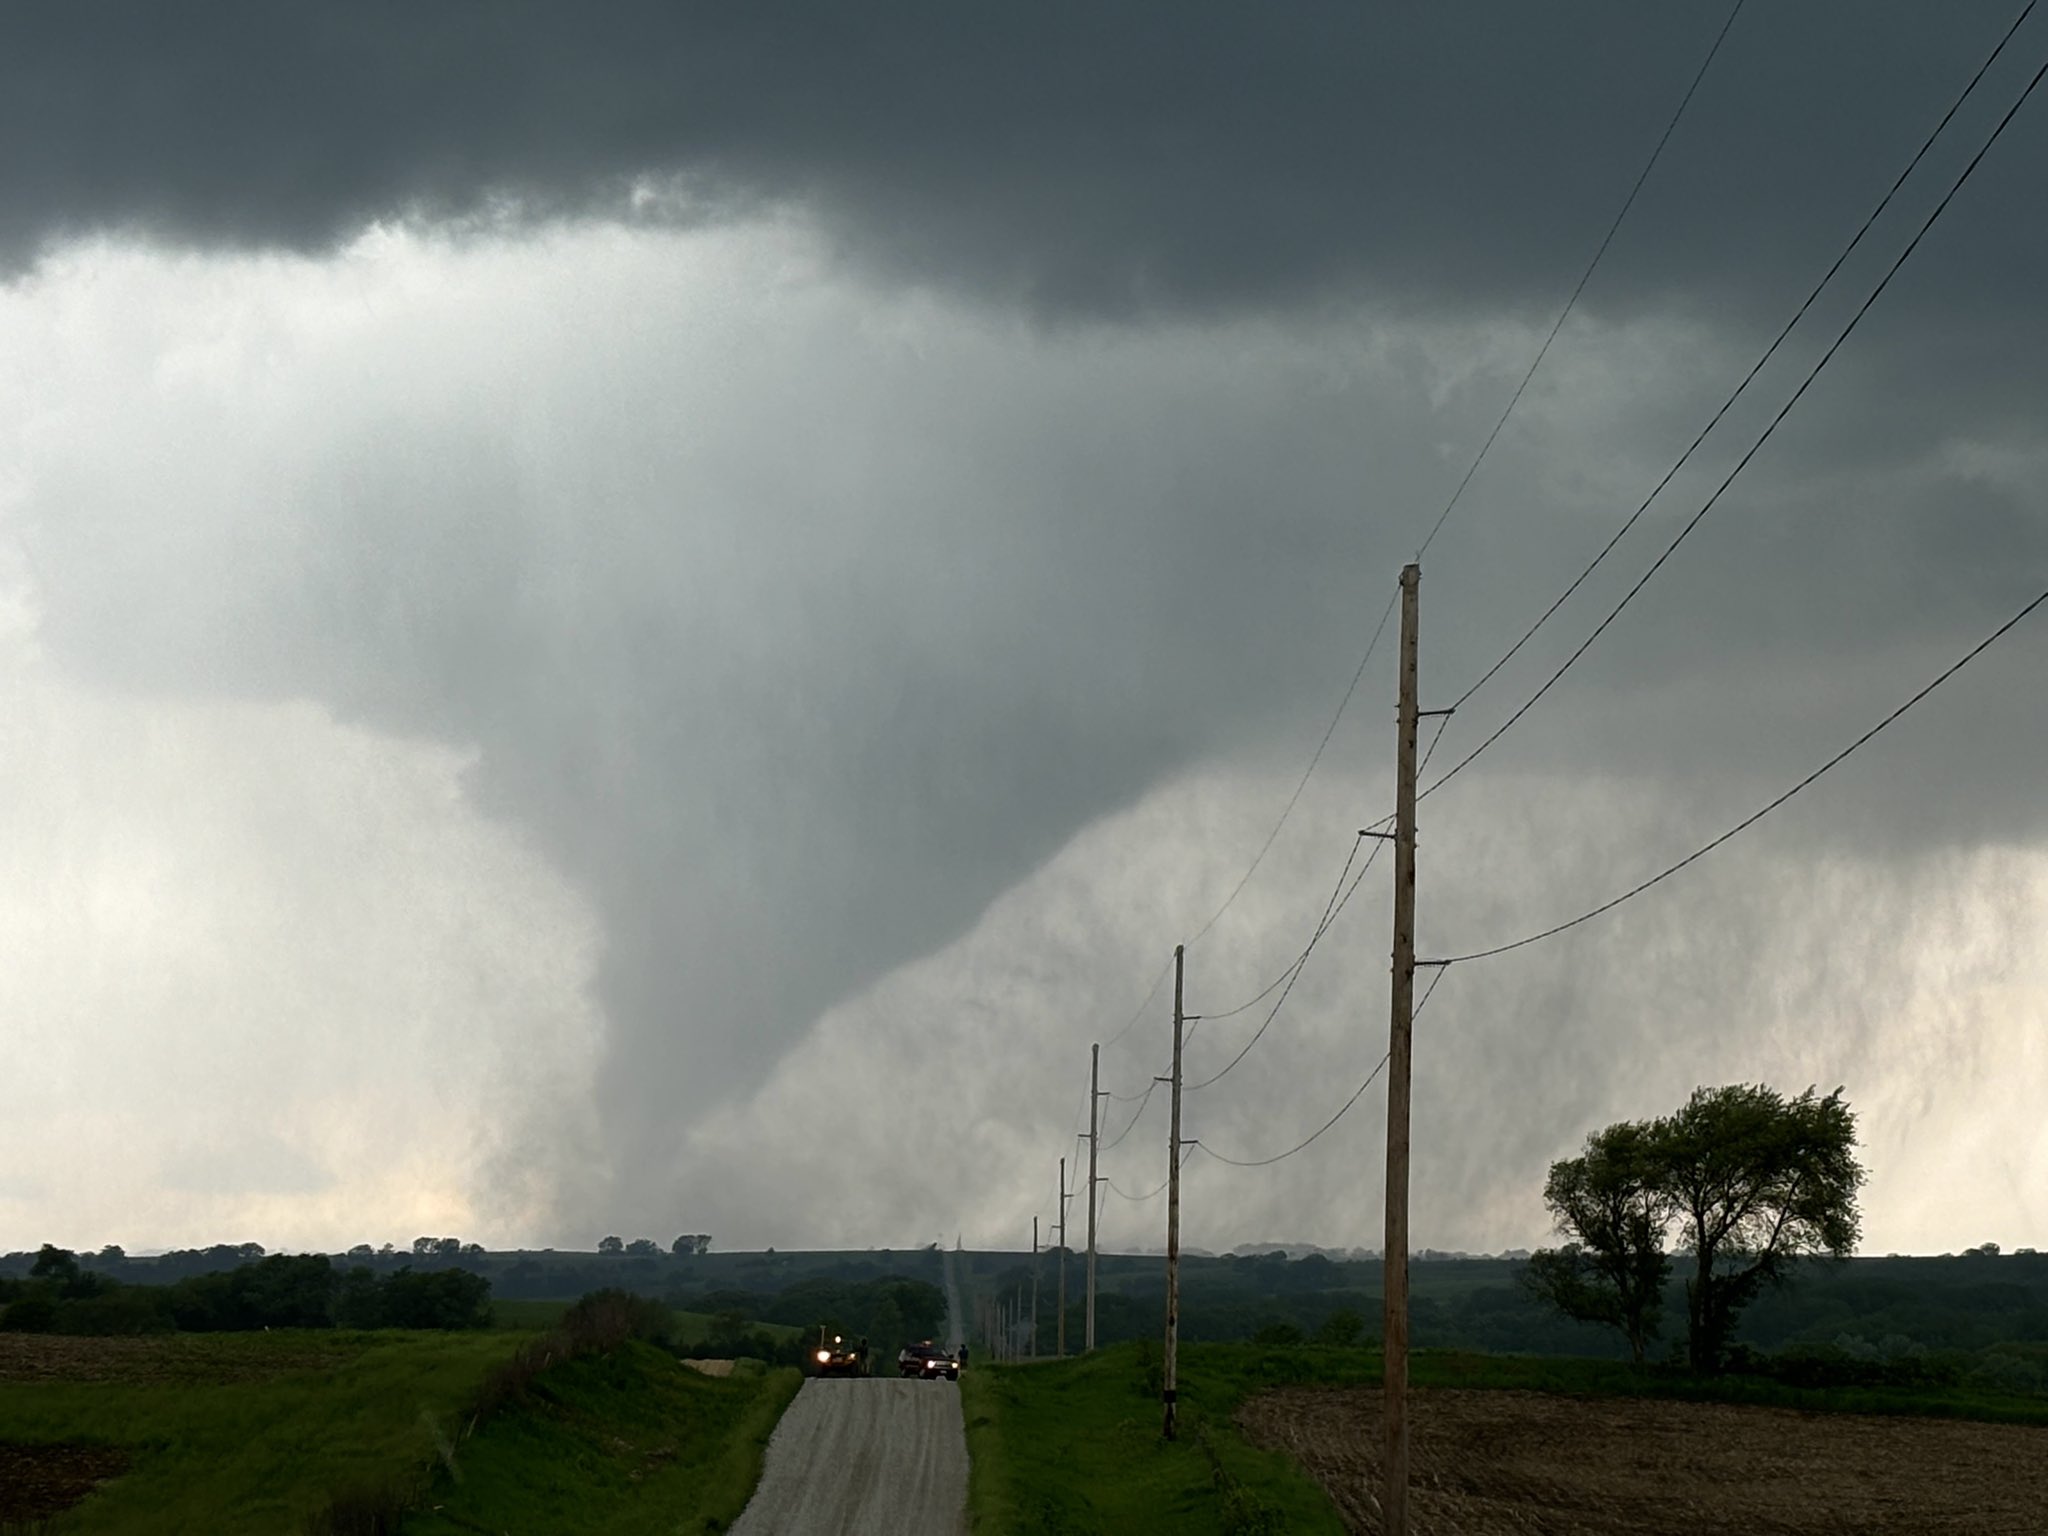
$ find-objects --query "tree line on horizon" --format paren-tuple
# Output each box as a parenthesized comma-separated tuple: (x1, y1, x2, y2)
(0, 1245, 493, 1334)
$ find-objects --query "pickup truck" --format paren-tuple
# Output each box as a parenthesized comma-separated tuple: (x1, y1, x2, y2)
(897, 1341, 960, 1380)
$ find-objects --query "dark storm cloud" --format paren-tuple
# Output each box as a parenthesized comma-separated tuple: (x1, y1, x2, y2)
(9, 1, 2048, 1246)
(6, 2, 2044, 322)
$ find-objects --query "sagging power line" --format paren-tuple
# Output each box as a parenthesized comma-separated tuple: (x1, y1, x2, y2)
(1423, 29, 2048, 804)
(1427, 586, 2048, 966)
(1413, 0, 1749, 561)
(1448, 0, 2039, 719)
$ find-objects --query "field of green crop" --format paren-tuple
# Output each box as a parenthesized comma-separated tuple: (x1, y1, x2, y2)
(0, 1330, 521, 1533)
(0, 1321, 807, 1534)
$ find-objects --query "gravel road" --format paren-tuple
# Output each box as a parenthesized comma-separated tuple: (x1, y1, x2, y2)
(729, 1377, 968, 1536)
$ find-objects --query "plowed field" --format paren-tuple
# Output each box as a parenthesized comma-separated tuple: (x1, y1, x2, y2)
(0, 1332, 353, 1385)
(0, 1442, 131, 1524)
(1240, 1385, 2048, 1535)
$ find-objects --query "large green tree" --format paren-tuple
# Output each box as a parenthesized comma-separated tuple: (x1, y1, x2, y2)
(1524, 1084, 1864, 1372)
(1657, 1083, 1864, 1372)
(1523, 1120, 1673, 1363)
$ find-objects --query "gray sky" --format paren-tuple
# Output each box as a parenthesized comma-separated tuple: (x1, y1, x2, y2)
(1, 2, 2043, 1258)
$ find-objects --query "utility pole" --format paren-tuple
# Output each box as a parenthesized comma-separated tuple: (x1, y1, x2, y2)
(1031, 1215, 1040, 1359)
(1087, 1042, 1101, 1352)
(1163, 942, 1185, 1440)
(1057, 1155, 1068, 1357)
(1383, 562, 1421, 1536)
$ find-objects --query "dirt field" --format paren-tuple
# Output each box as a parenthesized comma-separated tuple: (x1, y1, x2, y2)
(1239, 1385, 2048, 1535)
(0, 1441, 132, 1524)
(0, 1332, 352, 1385)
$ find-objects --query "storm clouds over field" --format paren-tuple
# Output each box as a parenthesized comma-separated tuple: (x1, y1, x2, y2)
(2, 3, 2044, 1256)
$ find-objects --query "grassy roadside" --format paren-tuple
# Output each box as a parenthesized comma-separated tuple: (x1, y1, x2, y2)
(404, 1343, 801, 1536)
(1, 1313, 806, 1534)
(962, 1343, 1347, 1535)
(962, 1341, 2048, 1534)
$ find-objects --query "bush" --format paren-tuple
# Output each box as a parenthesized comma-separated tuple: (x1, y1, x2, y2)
(304, 1473, 421, 1536)
(1315, 1309, 1365, 1348)
(376, 1268, 493, 1330)
(0, 1288, 58, 1332)
(561, 1289, 671, 1351)
(1725, 1343, 1966, 1392)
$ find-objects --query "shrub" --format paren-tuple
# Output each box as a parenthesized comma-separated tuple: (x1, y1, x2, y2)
(561, 1289, 671, 1351)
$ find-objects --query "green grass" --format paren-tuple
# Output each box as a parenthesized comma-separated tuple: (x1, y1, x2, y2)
(404, 1343, 801, 1536)
(0, 1330, 525, 1535)
(490, 1297, 572, 1330)
(669, 1311, 802, 1348)
(962, 1343, 1347, 1535)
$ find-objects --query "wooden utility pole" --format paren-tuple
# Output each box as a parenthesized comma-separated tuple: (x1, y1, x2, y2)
(1383, 562, 1420, 1536)
(1057, 1156, 1068, 1357)
(1163, 943, 1186, 1440)
(1031, 1215, 1040, 1359)
(1086, 1041, 1101, 1352)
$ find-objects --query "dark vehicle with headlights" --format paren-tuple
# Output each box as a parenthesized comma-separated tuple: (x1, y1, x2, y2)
(812, 1328, 869, 1377)
(897, 1340, 959, 1380)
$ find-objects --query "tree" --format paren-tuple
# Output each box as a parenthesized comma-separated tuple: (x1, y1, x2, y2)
(625, 1238, 659, 1257)
(30, 1245, 80, 1287)
(413, 1237, 437, 1257)
(598, 1235, 624, 1255)
(1657, 1084, 1864, 1373)
(672, 1234, 712, 1256)
(1315, 1308, 1365, 1348)
(1523, 1121, 1672, 1365)
(347, 1244, 375, 1259)
(97, 1244, 126, 1265)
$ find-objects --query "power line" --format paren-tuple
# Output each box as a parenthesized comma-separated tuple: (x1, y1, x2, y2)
(1100, 1078, 1160, 1152)
(1415, 0, 1748, 560)
(1105, 1173, 1170, 1202)
(1195, 1058, 1391, 1169)
(1186, 840, 1384, 1092)
(1181, 741, 1447, 1091)
(1447, 0, 2040, 715)
(1421, 40, 2048, 804)
(1192, 970, 1450, 1169)
(1185, 584, 1401, 948)
(1169, 0, 1753, 951)
(1426, 586, 2048, 966)
(1196, 832, 1367, 1025)
(1101, 951, 1175, 1052)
